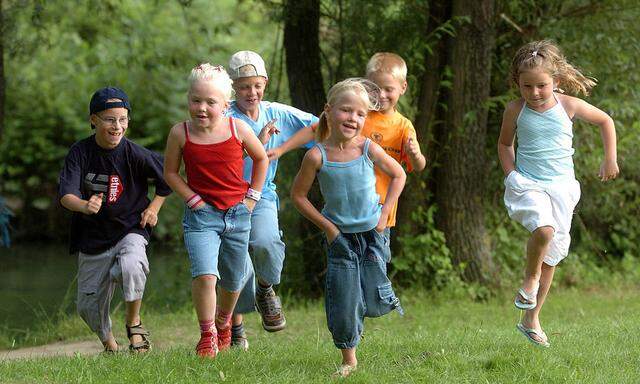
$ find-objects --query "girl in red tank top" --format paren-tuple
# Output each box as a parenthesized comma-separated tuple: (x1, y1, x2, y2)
(163, 63, 268, 358)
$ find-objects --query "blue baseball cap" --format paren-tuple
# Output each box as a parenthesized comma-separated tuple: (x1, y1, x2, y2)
(89, 87, 131, 128)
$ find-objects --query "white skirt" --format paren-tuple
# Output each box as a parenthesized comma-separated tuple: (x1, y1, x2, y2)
(503, 170, 581, 266)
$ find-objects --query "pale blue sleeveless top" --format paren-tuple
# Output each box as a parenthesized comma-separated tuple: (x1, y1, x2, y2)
(515, 95, 575, 182)
(316, 139, 381, 233)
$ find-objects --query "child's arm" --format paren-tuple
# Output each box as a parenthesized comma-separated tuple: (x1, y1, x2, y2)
(565, 96, 619, 181)
(291, 148, 340, 242)
(404, 136, 426, 171)
(368, 142, 406, 231)
(497, 101, 520, 176)
(236, 120, 269, 211)
(266, 124, 316, 161)
(60, 193, 103, 215)
(163, 124, 205, 210)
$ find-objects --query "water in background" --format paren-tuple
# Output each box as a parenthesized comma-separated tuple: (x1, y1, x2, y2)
(0, 243, 192, 337)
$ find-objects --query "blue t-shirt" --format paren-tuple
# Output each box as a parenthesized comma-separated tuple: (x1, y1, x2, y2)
(58, 136, 172, 254)
(227, 101, 318, 201)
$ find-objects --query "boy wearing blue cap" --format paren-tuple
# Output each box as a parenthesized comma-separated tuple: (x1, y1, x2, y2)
(58, 87, 171, 353)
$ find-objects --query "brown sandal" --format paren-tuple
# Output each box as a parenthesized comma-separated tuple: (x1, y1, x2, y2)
(126, 323, 151, 353)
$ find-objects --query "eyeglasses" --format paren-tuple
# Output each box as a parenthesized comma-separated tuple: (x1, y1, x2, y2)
(96, 115, 130, 127)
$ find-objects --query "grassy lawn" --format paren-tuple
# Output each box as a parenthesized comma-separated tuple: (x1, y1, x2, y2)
(1, 287, 639, 383)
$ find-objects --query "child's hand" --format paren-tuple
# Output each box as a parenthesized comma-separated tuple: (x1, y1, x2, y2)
(140, 207, 159, 228)
(599, 159, 620, 182)
(325, 226, 341, 244)
(266, 146, 283, 162)
(258, 118, 280, 145)
(375, 212, 388, 233)
(404, 137, 421, 159)
(242, 197, 256, 213)
(84, 193, 103, 215)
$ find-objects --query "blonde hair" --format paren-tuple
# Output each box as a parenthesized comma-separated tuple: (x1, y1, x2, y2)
(510, 40, 596, 96)
(366, 52, 408, 82)
(188, 63, 234, 101)
(316, 78, 380, 142)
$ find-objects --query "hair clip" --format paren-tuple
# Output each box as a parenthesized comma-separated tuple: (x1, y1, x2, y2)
(531, 50, 538, 57)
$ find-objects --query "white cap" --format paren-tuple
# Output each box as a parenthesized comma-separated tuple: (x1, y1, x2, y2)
(228, 50, 268, 80)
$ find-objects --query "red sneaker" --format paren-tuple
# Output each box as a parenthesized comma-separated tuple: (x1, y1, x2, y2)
(195, 330, 219, 358)
(217, 325, 232, 351)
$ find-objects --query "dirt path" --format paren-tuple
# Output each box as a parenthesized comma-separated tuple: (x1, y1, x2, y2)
(0, 340, 102, 360)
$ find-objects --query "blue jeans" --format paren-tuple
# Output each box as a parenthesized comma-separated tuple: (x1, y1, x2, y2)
(183, 202, 251, 292)
(234, 198, 286, 313)
(325, 229, 403, 349)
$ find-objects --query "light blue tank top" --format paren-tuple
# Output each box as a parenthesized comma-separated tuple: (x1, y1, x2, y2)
(316, 139, 381, 233)
(515, 95, 575, 182)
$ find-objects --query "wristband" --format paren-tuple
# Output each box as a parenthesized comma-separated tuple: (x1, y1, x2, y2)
(186, 194, 203, 209)
(245, 188, 261, 202)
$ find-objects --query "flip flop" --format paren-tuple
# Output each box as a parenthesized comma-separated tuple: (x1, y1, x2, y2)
(514, 282, 539, 310)
(516, 323, 550, 348)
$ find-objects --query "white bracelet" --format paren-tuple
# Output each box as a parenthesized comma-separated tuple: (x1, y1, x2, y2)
(246, 188, 261, 202)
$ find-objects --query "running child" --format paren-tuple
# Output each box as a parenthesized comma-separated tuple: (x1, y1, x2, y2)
(363, 52, 426, 248)
(498, 40, 618, 347)
(163, 63, 268, 357)
(58, 86, 171, 353)
(291, 78, 406, 377)
(226, 50, 318, 348)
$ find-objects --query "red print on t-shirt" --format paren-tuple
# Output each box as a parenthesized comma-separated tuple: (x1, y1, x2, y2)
(108, 175, 123, 204)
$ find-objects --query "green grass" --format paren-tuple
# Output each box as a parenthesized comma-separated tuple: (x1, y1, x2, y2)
(1, 287, 640, 383)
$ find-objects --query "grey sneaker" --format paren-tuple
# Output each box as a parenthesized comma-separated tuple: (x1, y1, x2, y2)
(231, 331, 249, 351)
(255, 287, 286, 332)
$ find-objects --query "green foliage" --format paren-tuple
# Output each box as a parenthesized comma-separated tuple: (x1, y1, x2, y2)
(393, 205, 461, 290)
(1, 0, 280, 240)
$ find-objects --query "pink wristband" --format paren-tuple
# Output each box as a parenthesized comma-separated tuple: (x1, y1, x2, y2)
(186, 194, 203, 209)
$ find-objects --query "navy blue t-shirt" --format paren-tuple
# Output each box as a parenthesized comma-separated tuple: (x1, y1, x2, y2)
(58, 135, 172, 254)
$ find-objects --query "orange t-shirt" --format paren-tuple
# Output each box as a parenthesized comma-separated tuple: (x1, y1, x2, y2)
(362, 110, 416, 227)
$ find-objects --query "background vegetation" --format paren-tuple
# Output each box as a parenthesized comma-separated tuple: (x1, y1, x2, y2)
(1, 0, 638, 300)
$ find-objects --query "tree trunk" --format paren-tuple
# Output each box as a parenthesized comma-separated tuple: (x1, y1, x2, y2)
(283, 0, 325, 115)
(434, 0, 496, 282)
(396, 0, 451, 236)
(0, 0, 5, 140)
(282, 0, 326, 296)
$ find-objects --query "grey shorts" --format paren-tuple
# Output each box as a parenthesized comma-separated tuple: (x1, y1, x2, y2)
(76, 233, 149, 341)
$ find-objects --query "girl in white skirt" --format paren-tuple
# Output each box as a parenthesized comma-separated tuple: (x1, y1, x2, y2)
(498, 40, 619, 347)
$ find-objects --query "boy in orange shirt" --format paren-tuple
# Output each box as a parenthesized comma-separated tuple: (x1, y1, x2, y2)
(363, 53, 426, 237)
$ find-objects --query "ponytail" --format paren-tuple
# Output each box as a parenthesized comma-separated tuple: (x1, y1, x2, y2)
(315, 111, 331, 143)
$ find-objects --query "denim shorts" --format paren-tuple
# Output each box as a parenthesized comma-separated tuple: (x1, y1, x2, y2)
(325, 228, 403, 350)
(183, 201, 251, 292)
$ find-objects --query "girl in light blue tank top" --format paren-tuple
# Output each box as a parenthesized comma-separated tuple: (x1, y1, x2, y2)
(291, 79, 406, 376)
(516, 93, 575, 182)
(316, 139, 380, 233)
(498, 40, 619, 348)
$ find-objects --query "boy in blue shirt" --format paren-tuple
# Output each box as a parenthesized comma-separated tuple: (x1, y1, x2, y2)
(226, 51, 318, 348)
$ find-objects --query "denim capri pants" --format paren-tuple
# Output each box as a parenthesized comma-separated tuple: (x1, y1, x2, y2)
(183, 201, 251, 292)
(325, 228, 403, 350)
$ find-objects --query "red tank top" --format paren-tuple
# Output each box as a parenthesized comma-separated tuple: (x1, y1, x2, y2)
(183, 118, 249, 210)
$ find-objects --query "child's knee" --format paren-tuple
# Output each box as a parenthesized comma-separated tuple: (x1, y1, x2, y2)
(532, 226, 554, 243)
